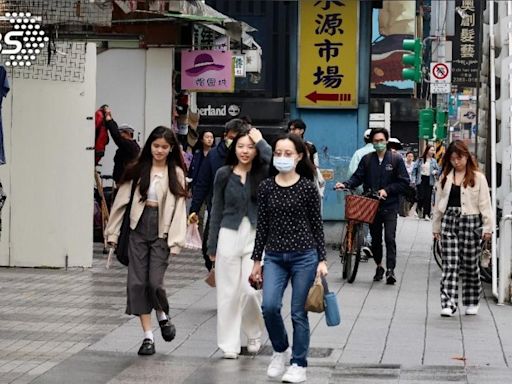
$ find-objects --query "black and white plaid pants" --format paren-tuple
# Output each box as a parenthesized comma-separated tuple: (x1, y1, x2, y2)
(440, 207, 482, 311)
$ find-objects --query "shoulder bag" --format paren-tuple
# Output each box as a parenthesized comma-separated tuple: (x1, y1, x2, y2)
(115, 181, 137, 266)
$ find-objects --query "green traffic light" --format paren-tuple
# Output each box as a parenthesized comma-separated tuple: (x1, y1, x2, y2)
(402, 68, 420, 82)
(401, 38, 422, 83)
(419, 108, 434, 139)
(402, 53, 415, 66)
(435, 110, 447, 140)
(402, 38, 421, 53)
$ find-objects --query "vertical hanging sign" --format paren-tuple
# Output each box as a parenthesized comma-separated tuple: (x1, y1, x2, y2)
(297, 0, 359, 108)
(452, 0, 481, 87)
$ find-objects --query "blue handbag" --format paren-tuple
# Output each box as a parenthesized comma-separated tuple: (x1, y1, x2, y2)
(322, 278, 341, 327)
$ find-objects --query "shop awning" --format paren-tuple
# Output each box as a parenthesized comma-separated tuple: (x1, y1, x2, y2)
(113, 1, 257, 34)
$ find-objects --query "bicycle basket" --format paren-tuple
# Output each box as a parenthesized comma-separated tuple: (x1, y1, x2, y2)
(344, 194, 380, 224)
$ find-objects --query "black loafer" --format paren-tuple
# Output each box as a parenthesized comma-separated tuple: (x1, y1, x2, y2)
(138, 338, 155, 355)
(373, 266, 385, 281)
(159, 319, 176, 342)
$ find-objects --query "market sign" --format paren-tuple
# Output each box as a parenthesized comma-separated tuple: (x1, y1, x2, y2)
(181, 50, 234, 92)
(297, 0, 358, 108)
(452, 0, 481, 87)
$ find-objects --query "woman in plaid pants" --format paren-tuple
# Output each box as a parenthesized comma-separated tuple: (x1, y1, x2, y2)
(432, 141, 492, 317)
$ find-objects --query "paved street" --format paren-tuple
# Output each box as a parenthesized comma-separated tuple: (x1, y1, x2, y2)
(0, 217, 510, 383)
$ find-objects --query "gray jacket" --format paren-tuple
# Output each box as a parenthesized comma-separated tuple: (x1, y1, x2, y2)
(207, 139, 271, 255)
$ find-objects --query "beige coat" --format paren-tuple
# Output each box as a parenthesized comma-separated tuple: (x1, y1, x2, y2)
(105, 167, 187, 254)
(432, 170, 493, 234)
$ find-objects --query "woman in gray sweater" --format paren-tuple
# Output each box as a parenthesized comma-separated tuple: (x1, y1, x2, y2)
(207, 128, 271, 359)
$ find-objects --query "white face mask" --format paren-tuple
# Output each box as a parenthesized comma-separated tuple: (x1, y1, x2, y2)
(273, 156, 295, 173)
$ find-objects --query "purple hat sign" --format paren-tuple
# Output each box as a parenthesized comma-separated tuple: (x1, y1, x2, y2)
(181, 50, 234, 92)
(185, 53, 225, 77)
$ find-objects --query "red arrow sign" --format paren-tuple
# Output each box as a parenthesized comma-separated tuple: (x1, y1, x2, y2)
(305, 91, 352, 103)
(306, 91, 339, 103)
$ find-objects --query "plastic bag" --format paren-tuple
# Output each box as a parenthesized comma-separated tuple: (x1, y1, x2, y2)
(106, 247, 114, 270)
(185, 223, 202, 250)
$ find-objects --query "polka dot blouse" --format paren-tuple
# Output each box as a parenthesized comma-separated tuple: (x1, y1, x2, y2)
(252, 176, 326, 262)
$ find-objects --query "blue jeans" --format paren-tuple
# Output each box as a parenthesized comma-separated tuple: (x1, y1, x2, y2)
(262, 249, 318, 367)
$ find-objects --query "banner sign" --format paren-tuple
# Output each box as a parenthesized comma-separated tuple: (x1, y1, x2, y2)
(297, 0, 358, 108)
(181, 50, 234, 92)
(452, 0, 481, 87)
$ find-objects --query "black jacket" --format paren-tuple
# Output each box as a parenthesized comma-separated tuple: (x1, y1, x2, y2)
(343, 151, 409, 212)
(105, 120, 140, 183)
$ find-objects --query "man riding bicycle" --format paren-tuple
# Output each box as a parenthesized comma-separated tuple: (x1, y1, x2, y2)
(335, 128, 409, 285)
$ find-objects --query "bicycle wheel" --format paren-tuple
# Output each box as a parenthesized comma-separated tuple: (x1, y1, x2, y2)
(432, 238, 442, 269)
(346, 223, 361, 283)
(341, 223, 350, 279)
(343, 224, 363, 283)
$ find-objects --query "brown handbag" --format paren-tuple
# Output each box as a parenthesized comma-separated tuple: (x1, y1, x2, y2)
(305, 277, 325, 313)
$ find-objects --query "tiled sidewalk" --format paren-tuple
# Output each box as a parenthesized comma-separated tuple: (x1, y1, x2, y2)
(0, 218, 511, 383)
(0, 246, 206, 384)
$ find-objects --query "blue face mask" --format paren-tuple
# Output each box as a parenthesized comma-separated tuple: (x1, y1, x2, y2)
(273, 156, 295, 173)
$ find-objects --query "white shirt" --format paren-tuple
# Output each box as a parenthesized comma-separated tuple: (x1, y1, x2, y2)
(405, 161, 414, 182)
(421, 159, 431, 176)
(147, 172, 164, 203)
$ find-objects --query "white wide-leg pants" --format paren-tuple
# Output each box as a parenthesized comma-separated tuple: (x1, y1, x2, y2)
(215, 217, 265, 354)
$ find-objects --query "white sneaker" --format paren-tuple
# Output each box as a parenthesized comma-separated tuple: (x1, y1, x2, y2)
(465, 305, 479, 315)
(223, 352, 238, 359)
(267, 347, 291, 378)
(441, 307, 455, 317)
(281, 364, 307, 383)
(247, 338, 261, 354)
(361, 246, 373, 259)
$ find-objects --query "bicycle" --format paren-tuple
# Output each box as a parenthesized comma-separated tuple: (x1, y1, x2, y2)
(336, 189, 380, 283)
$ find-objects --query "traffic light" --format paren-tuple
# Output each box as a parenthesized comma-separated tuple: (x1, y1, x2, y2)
(419, 108, 434, 139)
(435, 109, 447, 140)
(402, 38, 422, 82)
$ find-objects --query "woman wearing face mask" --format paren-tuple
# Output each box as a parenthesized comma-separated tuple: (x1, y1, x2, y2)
(207, 128, 271, 359)
(250, 133, 328, 384)
(412, 144, 440, 220)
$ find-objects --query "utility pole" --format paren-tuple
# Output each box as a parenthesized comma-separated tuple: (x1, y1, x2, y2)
(436, 0, 448, 143)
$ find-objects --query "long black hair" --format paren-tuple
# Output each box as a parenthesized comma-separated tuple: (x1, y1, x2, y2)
(421, 144, 434, 162)
(192, 129, 216, 152)
(270, 133, 316, 181)
(121, 126, 187, 200)
(225, 130, 268, 201)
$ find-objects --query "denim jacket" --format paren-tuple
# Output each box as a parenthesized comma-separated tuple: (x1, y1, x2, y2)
(412, 158, 440, 186)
